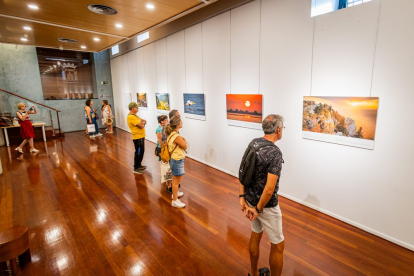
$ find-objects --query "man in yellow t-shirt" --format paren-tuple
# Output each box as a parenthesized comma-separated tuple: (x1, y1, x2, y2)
(127, 102, 147, 174)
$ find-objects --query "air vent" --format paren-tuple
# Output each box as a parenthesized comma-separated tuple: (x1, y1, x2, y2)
(58, 38, 78, 43)
(87, 4, 118, 15)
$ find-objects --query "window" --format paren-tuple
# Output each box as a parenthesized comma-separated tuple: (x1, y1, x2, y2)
(347, 0, 372, 7)
(311, 0, 373, 17)
(111, 45, 119, 55)
(37, 48, 96, 100)
(137, 32, 149, 43)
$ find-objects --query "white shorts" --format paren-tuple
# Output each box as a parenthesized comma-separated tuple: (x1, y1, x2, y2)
(248, 202, 284, 245)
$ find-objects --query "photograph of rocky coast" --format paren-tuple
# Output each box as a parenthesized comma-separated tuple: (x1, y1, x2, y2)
(303, 96, 379, 141)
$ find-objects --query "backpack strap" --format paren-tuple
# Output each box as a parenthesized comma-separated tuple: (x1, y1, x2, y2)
(167, 133, 179, 157)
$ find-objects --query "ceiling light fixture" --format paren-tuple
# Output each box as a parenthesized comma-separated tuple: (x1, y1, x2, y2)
(115, 23, 123, 28)
(21, 38, 28, 42)
(28, 4, 39, 10)
(94, 38, 100, 41)
(23, 26, 32, 31)
(81, 46, 87, 49)
(146, 4, 155, 10)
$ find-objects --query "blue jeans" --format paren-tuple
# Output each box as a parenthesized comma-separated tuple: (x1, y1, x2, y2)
(86, 117, 99, 135)
(170, 158, 185, 176)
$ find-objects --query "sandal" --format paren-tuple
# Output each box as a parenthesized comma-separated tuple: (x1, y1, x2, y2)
(15, 147, 23, 153)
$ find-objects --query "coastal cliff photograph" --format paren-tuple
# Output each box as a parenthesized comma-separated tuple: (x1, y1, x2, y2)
(303, 96, 379, 141)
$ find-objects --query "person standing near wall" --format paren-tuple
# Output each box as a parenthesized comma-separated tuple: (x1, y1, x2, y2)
(15, 103, 39, 153)
(164, 115, 186, 208)
(240, 114, 285, 276)
(102, 100, 113, 134)
(85, 99, 102, 138)
(169, 109, 180, 119)
(127, 102, 147, 174)
(156, 115, 173, 193)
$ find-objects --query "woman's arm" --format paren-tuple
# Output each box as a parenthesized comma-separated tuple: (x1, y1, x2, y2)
(156, 132, 163, 147)
(16, 112, 29, 121)
(174, 136, 187, 150)
(85, 107, 92, 123)
(27, 106, 37, 114)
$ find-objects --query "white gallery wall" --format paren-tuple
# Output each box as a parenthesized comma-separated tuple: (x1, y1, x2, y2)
(110, 0, 414, 250)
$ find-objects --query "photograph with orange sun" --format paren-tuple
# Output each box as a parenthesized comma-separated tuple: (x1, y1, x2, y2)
(226, 94, 263, 128)
(302, 96, 379, 149)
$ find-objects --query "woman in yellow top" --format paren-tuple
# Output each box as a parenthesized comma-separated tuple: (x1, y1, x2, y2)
(164, 115, 187, 208)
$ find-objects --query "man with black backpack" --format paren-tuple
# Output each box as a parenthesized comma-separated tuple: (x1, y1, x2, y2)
(239, 114, 285, 276)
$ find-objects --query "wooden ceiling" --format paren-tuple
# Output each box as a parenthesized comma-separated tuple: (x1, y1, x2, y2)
(0, 0, 213, 52)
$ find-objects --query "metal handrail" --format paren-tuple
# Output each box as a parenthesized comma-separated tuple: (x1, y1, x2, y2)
(0, 88, 61, 112)
(0, 88, 63, 137)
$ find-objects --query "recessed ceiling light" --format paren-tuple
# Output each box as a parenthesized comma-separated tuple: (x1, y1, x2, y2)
(146, 4, 155, 10)
(93, 38, 100, 41)
(81, 46, 87, 49)
(28, 4, 39, 10)
(21, 38, 28, 42)
(23, 26, 32, 31)
(115, 23, 123, 28)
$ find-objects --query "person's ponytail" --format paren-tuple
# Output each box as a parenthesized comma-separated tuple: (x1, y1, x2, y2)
(164, 123, 173, 136)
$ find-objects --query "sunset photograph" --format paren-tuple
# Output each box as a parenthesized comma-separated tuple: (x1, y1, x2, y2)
(226, 94, 263, 123)
(303, 96, 379, 140)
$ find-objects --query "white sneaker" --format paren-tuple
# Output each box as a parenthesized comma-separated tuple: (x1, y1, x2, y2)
(96, 133, 103, 137)
(171, 191, 184, 199)
(171, 199, 185, 208)
(89, 135, 96, 139)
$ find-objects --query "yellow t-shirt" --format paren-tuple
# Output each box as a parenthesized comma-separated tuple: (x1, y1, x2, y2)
(167, 132, 186, 160)
(127, 113, 146, 140)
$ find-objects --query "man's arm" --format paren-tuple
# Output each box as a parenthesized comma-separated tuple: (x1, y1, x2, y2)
(246, 173, 278, 220)
(239, 183, 247, 212)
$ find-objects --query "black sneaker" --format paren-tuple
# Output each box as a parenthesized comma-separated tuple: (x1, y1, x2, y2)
(139, 166, 147, 170)
(166, 187, 172, 194)
(248, 268, 270, 276)
(133, 168, 144, 174)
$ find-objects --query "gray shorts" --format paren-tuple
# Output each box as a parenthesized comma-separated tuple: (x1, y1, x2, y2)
(248, 202, 284, 244)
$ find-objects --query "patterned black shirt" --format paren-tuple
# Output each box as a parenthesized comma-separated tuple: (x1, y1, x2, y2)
(245, 138, 283, 208)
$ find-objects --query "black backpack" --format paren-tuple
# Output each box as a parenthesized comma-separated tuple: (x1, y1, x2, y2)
(239, 139, 276, 187)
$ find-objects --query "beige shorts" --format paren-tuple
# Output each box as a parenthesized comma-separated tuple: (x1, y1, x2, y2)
(248, 202, 284, 244)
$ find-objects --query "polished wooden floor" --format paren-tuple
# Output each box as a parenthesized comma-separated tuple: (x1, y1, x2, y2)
(0, 129, 413, 276)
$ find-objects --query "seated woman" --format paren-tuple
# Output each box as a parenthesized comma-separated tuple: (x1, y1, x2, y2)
(15, 103, 39, 153)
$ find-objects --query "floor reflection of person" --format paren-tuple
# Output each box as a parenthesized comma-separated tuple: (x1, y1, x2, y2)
(164, 115, 186, 208)
(15, 103, 39, 154)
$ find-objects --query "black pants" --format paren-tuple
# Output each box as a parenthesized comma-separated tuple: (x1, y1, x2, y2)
(133, 138, 145, 169)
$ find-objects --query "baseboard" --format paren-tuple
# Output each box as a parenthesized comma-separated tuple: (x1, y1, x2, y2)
(141, 137, 414, 251)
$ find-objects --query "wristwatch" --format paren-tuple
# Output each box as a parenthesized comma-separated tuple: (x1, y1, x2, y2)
(239, 194, 245, 198)
(255, 205, 263, 214)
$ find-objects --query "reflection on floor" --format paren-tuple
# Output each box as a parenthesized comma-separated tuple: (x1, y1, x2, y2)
(0, 129, 413, 275)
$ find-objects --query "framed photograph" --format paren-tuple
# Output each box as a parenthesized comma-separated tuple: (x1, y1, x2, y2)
(155, 93, 170, 114)
(302, 96, 380, 150)
(183, 93, 206, 121)
(226, 94, 263, 130)
(137, 93, 148, 111)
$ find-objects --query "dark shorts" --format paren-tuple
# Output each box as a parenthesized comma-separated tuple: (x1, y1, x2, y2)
(170, 158, 185, 176)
